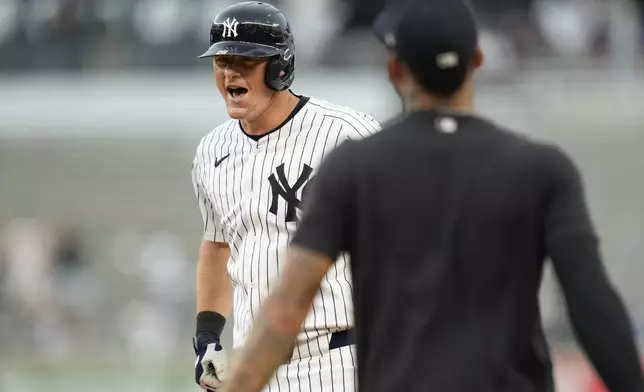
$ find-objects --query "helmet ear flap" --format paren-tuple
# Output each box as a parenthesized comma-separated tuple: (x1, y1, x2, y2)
(265, 57, 286, 91)
(265, 42, 295, 91)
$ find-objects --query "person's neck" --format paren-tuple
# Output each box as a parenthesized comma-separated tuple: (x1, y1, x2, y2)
(241, 91, 299, 136)
(404, 93, 474, 115)
(402, 81, 475, 115)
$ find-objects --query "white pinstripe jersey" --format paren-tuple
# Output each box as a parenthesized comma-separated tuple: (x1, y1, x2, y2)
(191, 96, 381, 349)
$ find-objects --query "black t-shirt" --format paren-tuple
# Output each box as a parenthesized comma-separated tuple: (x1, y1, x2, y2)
(292, 110, 644, 392)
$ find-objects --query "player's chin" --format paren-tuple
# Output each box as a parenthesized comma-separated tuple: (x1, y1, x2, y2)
(225, 105, 250, 120)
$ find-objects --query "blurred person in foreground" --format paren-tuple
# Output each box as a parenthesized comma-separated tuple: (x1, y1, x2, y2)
(217, 1, 644, 392)
(190, 2, 381, 391)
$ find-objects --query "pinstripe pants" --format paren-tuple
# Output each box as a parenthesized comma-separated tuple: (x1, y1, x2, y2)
(262, 334, 357, 392)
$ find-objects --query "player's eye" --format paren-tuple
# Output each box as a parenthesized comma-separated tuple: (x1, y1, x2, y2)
(215, 59, 229, 68)
(240, 59, 264, 70)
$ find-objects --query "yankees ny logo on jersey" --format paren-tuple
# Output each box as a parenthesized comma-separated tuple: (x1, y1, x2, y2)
(222, 17, 239, 38)
(268, 163, 313, 222)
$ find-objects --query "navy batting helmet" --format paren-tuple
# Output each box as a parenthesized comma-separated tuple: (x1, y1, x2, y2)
(199, 2, 296, 91)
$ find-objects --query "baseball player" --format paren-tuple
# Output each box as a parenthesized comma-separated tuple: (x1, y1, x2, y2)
(190, 2, 381, 392)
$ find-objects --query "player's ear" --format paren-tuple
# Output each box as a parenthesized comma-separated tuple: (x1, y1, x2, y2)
(386, 53, 404, 84)
(472, 45, 484, 69)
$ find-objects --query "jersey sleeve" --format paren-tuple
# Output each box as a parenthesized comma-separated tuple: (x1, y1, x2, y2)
(540, 145, 644, 391)
(291, 141, 357, 261)
(340, 110, 382, 140)
(191, 152, 226, 243)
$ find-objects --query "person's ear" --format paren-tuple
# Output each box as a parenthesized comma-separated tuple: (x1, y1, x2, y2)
(386, 53, 405, 84)
(472, 45, 484, 69)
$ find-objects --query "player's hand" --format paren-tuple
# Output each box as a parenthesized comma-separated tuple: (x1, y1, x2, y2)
(194, 334, 228, 391)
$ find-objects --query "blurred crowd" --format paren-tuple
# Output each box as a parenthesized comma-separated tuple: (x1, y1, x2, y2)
(0, 219, 193, 366)
(0, 0, 642, 71)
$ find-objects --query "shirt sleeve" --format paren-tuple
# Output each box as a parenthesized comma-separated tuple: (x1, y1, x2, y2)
(340, 111, 382, 140)
(541, 145, 644, 392)
(291, 141, 357, 261)
(191, 154, 226, 243)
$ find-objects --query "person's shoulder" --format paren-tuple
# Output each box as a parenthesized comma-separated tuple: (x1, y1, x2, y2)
(193, 119, 237, 162)
(481, 119, 579, 179)
(305, 96, 378, 122)
(493, 121, 569, 159)
(466, 115, 554, 153)
(305, 96, 382, 137)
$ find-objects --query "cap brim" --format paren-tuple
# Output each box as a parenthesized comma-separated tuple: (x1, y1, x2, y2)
(373, 1, 413, 49)
(372, 8, 394, 45)
(198, 41, 281, 59)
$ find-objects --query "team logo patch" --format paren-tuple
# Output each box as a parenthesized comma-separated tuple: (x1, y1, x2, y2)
(222, 18, 239, 38)
(268, 164, 314, 222)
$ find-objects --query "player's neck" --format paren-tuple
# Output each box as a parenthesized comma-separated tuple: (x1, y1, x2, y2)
(406, 100, 474, 114)
(241, 92, 299, 136)
(404, 80, 475, 114)
(405, 91, 474, 114)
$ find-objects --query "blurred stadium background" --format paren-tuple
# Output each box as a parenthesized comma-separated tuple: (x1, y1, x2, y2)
(0, 0, 643, 391)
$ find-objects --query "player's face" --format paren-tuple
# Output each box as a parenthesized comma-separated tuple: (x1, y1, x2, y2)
(214, 56, 274, 120)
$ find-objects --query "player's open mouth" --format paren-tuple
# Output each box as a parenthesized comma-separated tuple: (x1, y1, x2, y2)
(227, 87, 248, 99)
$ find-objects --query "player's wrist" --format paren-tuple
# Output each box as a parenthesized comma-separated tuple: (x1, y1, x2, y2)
(196, 311, 226, 342)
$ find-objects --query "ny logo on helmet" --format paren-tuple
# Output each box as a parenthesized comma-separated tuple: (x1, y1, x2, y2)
(222, 18, 239, 38)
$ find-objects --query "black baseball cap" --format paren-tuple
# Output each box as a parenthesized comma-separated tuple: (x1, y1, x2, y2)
(373, 0, 479, 96)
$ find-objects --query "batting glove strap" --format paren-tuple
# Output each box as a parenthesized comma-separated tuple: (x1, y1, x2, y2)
(194, 333, 220, 353)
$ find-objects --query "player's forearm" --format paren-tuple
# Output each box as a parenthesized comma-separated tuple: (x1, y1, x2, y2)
(197, 241, 233, 317)
(220, 294, 304, 392)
